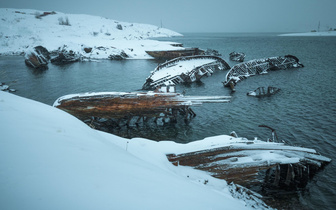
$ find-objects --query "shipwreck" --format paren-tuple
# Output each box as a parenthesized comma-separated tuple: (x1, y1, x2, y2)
(166, 128, 331, 190)
(142, 55, 231, 90)
(53, 87, 231, 127)
(146, 47, 204, 60)
(229, 51, 246, 62)
(247, 86, 281, 97)
(223, 55, 304, 91)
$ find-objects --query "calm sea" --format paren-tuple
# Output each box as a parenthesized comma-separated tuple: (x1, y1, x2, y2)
(1, 33, 335, 209)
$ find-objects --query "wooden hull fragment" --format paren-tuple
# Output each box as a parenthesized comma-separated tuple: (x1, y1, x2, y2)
(53, 91, 231, 126)
(146, 48, 204, 60)
(166, 137, 331, 189)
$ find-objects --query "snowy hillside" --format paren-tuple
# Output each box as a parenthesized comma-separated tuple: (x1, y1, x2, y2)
(0, 8, 183, 59)
(0, 91, 271, 210)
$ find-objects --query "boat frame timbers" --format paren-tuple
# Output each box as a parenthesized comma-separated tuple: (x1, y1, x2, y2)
(223, 55, 304, 91)
(142, 55, 231, 90)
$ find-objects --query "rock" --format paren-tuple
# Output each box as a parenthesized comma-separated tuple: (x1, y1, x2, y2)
(24, 46, 49, 70)
(84, 47, 92, 53)
(108, 50, 129, 60)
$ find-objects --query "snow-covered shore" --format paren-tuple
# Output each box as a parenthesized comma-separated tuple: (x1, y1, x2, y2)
(279, 31, 336, 36)
(0, 8, 183, 59)
(1, 91, 271, 210)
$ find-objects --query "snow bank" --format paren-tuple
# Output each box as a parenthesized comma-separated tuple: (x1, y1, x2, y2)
(0, 91, 264, 210)
(0, 8, 183, 59)
(279, 31, 336, 36)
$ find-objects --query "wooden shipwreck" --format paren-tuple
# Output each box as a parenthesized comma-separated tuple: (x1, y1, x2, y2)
(247, 86, 281, 97)
(142, 55, 231, 90)
(146, 48, 204, 60)
(166, 131, 331, 190)
(229, 51, 246, 62)
(223, 55, 304, 91)
(53, 88, 231, 126)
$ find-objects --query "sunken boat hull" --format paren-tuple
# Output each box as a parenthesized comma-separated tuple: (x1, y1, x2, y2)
(142, 55, 230, 90)
(223, 55, 304, 90)
(53, 91, 231, 126)
(166, 136, 331, 189)
(146, 48, 205, 60)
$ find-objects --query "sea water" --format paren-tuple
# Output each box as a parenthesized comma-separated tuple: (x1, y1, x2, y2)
(1, 33, 335, 209)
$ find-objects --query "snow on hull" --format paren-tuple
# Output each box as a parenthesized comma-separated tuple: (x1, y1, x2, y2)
(142, 55, 231, 90)
(166, 136, 331, 189)
(53, 91, 231, 127)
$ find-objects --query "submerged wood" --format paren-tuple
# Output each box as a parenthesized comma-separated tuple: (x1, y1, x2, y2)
(223, 55, 304, 90)
(166, 137, 331, 189)
(146, 48, 204, 60)
(142, 55, 231, 90)
(229, 51, 246, 62)
(247, 86, 281, 97)
(53, 90, 231, 126)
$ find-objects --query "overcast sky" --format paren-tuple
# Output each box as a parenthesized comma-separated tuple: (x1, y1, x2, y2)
(1, 0, 336, 33)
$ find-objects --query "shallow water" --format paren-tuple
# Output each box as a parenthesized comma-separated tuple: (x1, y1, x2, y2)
(1, 33, 336, 209)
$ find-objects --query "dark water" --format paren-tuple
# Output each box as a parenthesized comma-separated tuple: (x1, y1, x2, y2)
(1, 33, 336, 209)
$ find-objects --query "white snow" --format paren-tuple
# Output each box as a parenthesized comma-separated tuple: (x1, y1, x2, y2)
(150, 58, 217, 80)
(0, 91, 269, 210)
(0, 8, 183, 59)
(279, 31, 336, 36)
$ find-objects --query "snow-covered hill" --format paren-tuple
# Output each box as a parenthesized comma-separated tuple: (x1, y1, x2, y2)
(0, 8, 183, 59)
(0, 91, 272, 210)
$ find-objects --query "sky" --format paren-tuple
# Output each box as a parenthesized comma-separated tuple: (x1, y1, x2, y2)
(1, 0, 336, 33)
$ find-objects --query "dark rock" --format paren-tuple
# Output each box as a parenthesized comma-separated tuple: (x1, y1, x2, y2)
(84, 47, 92, 53)
(108, 50, 129, 60)
(116, 24, 123, 30)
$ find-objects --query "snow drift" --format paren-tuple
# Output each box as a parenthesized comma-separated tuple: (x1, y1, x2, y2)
(0, 91, 267, 210)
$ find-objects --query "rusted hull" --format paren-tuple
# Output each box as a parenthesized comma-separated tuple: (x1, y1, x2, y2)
(53, 91, 231, 125)
(146, 48, 205, 60)
(166, 140, 331, 189)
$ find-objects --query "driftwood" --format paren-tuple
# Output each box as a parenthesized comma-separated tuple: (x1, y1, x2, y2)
(223, 55, 304, 91)
(166, 135, 331, 189)
(142, 55, 231, 90)
(53, 89, 231, 126)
